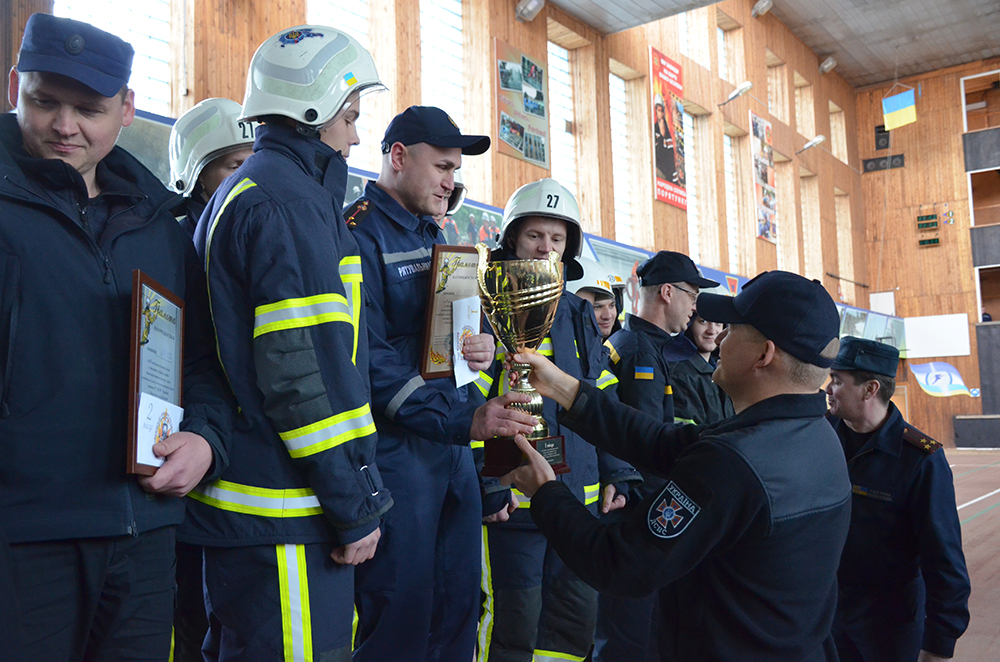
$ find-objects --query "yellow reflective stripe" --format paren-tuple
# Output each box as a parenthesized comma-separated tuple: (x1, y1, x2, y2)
(205, 177, 257, 272)
(674, 417, 696, 425)
(537, 337, 554, 357)
(340, 256, 363, 365)
(665, 384, 673, 395)
(478, 526, 495, 662)
(574, 339, 580, 359)
(470, 440, 485, 449)
(596, 370, 618, 390)
(533, 650, 586, 661)
(352, 607, 359, 653)
(584, 482, 600, 505)
(254, 293, 351, 338)
(278, 544, 312, 662)
(474, 372, 494, 398)
(605, 340, 621, 364)
(513, 488, 531, 509)
(279, 403, 376, 458)
(188, 480, 323, 518)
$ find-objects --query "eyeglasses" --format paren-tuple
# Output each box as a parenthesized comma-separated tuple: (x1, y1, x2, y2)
(672, 284, 699, 301)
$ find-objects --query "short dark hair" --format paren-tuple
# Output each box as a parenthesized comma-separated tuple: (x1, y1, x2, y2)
(850, 370, 896, 405)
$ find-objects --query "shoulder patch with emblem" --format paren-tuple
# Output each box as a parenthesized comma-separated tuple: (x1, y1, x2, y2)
(902, 426, 942, 454)
(344, 198, 372, 229)
(648, 481, 700, 539)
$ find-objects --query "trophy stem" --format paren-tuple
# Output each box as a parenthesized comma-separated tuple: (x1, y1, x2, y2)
(508, 361, 549, 440)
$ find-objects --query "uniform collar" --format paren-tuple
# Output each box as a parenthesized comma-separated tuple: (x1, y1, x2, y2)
(623, 313, 697, 362)
(705, 390, 829, 437)
(832, 401, 906, 458)
(687, 354, 716, 374)
(364, 180, 438, 236)
(254, 123, 348, 204)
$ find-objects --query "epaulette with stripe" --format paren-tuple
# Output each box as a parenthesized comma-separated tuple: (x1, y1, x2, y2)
(902, 426, 943, 454)
(344, 198, 372, 229)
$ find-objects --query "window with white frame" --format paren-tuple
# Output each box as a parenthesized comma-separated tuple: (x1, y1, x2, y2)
(609, 72, 631, 245)
(683, 109, 699, 264)
(421, 0, 465, 130)
(54, 1, 171, 116)
(548, 42, 577, 198)
(307, 0, 375, 171)
(678, 13, 689, 59)
(717, 27, 730, 83)
(723, 134, 738, 274)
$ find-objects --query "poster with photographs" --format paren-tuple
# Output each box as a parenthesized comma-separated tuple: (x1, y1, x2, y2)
(650, 47, 685, 209)
(750, 111, 777, 243)
(496, 39, 550, 169)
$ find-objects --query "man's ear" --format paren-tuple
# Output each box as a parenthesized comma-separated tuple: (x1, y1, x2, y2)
(864, 379, 881, 401)
(389, 142, 407, 172)
(659, 283, 671, 303)
(755, 339, 777, 370)
(8, 67, 19, 109)
(120, 88, 136, 128)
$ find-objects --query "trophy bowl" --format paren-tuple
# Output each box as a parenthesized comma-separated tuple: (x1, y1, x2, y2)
(476, 243, 569, 476)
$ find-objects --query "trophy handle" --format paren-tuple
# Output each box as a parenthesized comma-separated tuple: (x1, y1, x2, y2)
(475, 243, 491, 301)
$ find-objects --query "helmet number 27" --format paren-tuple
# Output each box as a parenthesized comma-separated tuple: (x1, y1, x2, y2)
(546, 194, 560, 209)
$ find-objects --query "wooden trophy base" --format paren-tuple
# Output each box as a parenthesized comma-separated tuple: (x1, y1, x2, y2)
(480, 435, 569, 477)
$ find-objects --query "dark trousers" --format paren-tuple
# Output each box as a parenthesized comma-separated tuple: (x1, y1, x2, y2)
(173, 541, 209, 662)
(6, 526, 176, 662)
(353, 443, 481, 662)
(203, 542, 354, 662)
(479, 525, 598, 662)
(593, 592, 661, 662)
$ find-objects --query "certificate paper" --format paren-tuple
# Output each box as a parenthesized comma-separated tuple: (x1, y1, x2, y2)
(452, 296, 481, 388)
(128, 271, 184, 475)
(136, 392, 184, 468)
(420, 245, 480, 379)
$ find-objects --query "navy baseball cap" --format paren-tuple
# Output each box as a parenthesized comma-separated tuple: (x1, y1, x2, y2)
(696, 270, 840, 368)
(830, 336, 899, 377)
(382, 106, 490, 155)
(17, 13, 133, 98)
(637, 251, 719, 289)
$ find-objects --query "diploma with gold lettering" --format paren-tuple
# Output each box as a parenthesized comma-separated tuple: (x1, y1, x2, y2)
(127, 271, 184, 475)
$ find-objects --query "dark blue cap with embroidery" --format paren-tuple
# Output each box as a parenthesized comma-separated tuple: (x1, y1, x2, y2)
(696, 270, 840, 368)
(830, 336, 899, 377)
(17, 13, 134, 98)
(637, 251, 719, 289)
(382, 106, 490, 155)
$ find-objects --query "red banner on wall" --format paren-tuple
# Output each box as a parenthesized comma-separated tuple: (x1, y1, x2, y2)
(650, 47, 685, 209)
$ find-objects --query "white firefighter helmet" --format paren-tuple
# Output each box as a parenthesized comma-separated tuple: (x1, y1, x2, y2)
(169, 98, 254, 196)
(241, 26, 385, 128)
(571, 257, 616, 298)
(447, 170, 466, 216)
(498, 178, 583, 259)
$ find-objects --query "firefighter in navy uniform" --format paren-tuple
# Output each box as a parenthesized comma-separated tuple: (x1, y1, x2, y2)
(346, 106, 537, 662)
(825, 337, 970, 662)
(670, 316, 735, 427)
(168, 97, 255, 237)
(502, 271, 853, 661)
(1, 14, 233, 660)
(477, 178, 641, 662)
(184, 27, 392, 662)
(594, 251, 717, 662)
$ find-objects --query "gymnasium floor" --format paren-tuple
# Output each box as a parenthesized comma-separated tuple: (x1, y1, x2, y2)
(947, 449, 1000, 659)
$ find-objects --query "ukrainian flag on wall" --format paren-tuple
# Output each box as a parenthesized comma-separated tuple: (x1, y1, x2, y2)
(909, 362, 972, 397)
(882, 89, 916, 131)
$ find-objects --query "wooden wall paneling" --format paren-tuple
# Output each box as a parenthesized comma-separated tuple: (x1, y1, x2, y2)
(854, 61, 1000, 445)
(625, 75, 656, 250)
(465, 0, 548, 210)
(2, 0, 52, 113)
(169, 0, 196, 118)
(190, 0, 306, 105)
(570, 41, 616, 241)
(370, 0, 422, 168)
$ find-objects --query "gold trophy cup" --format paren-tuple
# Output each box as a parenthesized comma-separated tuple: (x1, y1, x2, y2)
(476, 243, 569, 476)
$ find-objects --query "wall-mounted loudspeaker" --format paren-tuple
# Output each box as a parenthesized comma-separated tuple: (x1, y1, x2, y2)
(863, 154, 905, 173)
(874, 125, 890, 150)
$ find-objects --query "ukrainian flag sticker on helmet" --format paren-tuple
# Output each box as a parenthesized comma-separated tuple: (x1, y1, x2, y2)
(344, 71, 357, 86)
